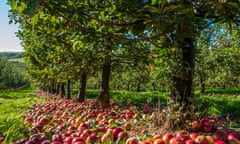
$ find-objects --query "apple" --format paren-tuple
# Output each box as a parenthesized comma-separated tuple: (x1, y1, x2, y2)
(194, 135, 209, 144)
(176, 130, 189, 141)
(86, 134, 98, 144)
(113, 127, 124, 140)
(142, 141, 151, 144)
(116, 131, 129, 144)
(126, 137, 139, 144)
(52, 134, 62, 142)
(63, 136, 73, 143)
(79, 129, 91, 139)
(162, 133, 174, 143)
(153, 134, 162, 140)
(227, 132, 240, 141)
(203, 122, 213, 132)
(79, 123, 89, 129)
(206, 135, 214, 144)
(212, 130, 227, 141)
(72, 137, 85, 143)
(40, 140, 50, 144)
(214, 140, 225, 144)
(185, 139, 196, 144)
(38, 117, 49, 125)
(153, 138, 165, 144)
(190, 133, 198, 139)
(0, 137, 4, 143)
(169, 137, 182, 144)
(192, 120, 201, 130)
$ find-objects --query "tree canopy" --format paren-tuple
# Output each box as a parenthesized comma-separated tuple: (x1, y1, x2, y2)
(7, 0, 240, 110)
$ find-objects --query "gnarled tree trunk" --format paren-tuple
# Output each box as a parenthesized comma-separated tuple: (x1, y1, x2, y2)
(171, 37, 195, 108)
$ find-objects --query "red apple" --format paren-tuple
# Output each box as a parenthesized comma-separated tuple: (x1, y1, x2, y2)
(126, 137, 139, 144)
(203, 122, 213, 132)
(169, 137, 182, 144)
(212, 131, 227, 141)
(72, 137, 85, 143)
(63, 136, 73, 143)
(195, 135, 209, 144)
(190, 133, 198, 139)
(206, 135, 214, 144)
(153, 138, 165, 144)
(176, 130, 189, 141)
(162, 133, 174, 143)
(185, 139, 196, 144)
(214, 140, 225, 144)
(86, 134, 98, 144)
(192, 120, 201, 130)
(40, 140, 50, 144)
(113, 127, 124, 140)
(0, 137, 4, 143)
(227, 132, 240, 141)
(116, 131, 129, 144)
(79, 123, 89, 129)
(38, 117, 49, 125)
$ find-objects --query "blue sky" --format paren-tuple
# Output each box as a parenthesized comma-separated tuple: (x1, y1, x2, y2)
(0, 0, 23, 52)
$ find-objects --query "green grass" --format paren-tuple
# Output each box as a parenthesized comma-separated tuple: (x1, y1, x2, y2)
(0, 88, 42, 143)
(1, 87, 239, 143)
(72, 89, 168, 106)
(73, 88, 240, 127)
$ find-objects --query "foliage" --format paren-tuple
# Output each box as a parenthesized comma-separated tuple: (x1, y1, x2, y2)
(6, 0, 240, 110)
(0, 56, 28, 90)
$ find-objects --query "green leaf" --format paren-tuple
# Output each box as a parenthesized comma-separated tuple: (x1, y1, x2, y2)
(151, 0, 162, 5)
(31, 14, 39, 27)
(7, 0, 16, 9)
(23, 0, 38, 17)
(144, 5, 159, 14)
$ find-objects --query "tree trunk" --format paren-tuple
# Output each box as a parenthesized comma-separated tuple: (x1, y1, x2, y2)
(60, 83, 65, 98)
(56, 83, 60, 95)
(97, 39, 111, 109)
(171, 37, 195, 107)
(77, 72, 87, 102)
(66, 80, 71, 99)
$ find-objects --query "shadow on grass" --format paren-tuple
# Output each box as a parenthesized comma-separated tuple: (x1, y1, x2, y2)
(0, 95, 16, 100)
(72, 89, 168, 106)
(205, 88, 240, 95)
(198, 95, 240, 127)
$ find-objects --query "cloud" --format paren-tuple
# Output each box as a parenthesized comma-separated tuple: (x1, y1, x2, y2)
(0, 47, 24, 52)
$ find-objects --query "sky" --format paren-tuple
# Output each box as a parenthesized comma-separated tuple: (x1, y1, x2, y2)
(0, 0, 23, 52)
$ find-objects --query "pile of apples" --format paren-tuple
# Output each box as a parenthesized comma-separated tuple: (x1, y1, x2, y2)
(6, 99, 240, 144)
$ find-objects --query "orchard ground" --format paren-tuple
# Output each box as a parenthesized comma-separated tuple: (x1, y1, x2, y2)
(0, 88, 240, 143)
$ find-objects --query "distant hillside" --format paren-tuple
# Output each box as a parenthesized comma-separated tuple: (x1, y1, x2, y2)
(0, 52, 25, 70)
(0, 52, 23, 59)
